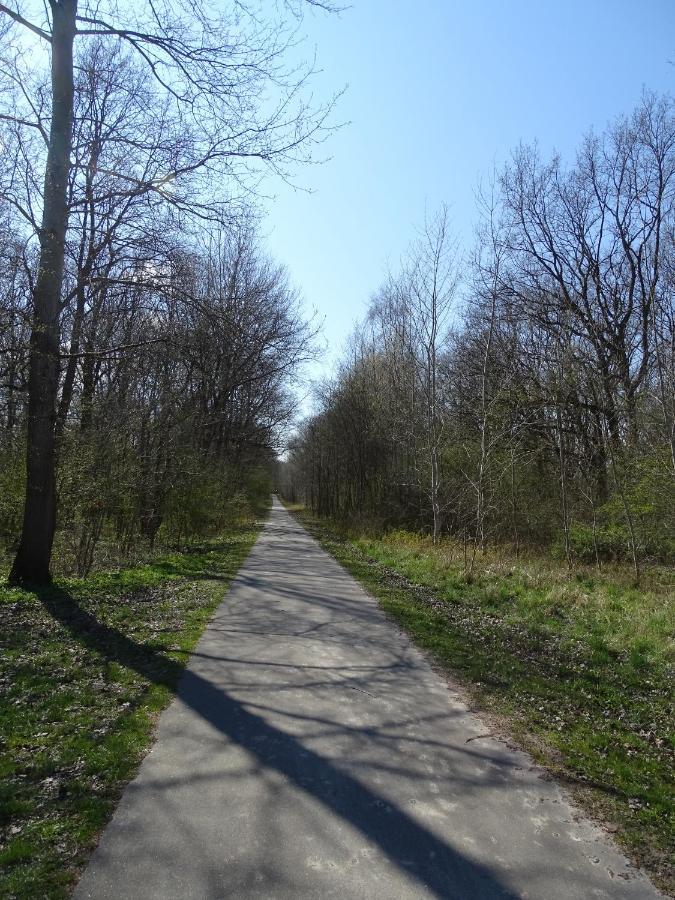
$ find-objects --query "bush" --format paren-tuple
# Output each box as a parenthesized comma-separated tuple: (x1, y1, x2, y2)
(566, 522, 633, 563)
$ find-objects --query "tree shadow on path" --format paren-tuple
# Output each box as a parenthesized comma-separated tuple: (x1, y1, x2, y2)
(40, 584, 522, 900)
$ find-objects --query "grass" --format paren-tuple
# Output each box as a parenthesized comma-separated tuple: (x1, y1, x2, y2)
(0, 519, 261, 899)
(289, 506, 675, 897)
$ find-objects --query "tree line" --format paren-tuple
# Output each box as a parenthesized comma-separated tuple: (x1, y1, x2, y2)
(283, 95, 675, 579)
(0, 0, 336, 581)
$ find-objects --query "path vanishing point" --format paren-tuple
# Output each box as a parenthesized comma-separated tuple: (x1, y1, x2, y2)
(74, 498, 663, 899)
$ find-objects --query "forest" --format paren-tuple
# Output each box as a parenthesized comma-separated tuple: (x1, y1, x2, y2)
(0, 1, 330, 581)
(0, 3, 672, 584)
(0, 2, 673, 897)
(282, 95, 675, 581)
(275, 96, 674, 889)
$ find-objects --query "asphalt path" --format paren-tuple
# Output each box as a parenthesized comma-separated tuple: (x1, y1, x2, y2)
(74, 497, 661, 899)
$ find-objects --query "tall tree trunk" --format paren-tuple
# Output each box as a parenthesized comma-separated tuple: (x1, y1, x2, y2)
(430, 440, 441, 543)
(474, 285, 497, 557)
(428, 304, 441, 544)
(10, 0, 77, 585)
(556, 400, 571, 568)
(55, 282, 85, 443)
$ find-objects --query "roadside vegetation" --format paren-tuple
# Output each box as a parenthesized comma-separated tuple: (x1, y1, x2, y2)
(0, 4, 329, 895)
(282, 97, 675, 585)
(0, 515, 261, 899)
(281, 97, 675, 893)
(290, 506, 674, 897)
(0, 0, 335, 587)
(0, 3, 672, 894)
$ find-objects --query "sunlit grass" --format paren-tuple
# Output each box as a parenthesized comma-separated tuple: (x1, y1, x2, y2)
(356, 529, 674, 667)
(291, 507, 674, 896)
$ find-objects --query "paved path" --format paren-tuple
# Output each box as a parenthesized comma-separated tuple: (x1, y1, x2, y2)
(75, 498, 661, 899)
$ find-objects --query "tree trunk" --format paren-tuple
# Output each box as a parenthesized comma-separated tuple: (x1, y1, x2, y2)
(55, 282, 85, 443)
(430, 441, 441, 544)
(9, 0, 77, 585)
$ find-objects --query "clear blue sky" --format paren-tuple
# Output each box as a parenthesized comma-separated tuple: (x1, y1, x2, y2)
(262, 0, 674, 384)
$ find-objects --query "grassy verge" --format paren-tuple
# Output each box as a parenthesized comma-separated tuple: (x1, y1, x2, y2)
(289, 506, 674, 897)
(0, 519, 261, 899)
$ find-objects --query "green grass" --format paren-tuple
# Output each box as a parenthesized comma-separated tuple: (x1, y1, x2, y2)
(0, 521, 261, 899)
(290, 507, 675, 897)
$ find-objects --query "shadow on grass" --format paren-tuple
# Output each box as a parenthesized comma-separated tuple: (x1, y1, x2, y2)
(38, 582, 521, 899)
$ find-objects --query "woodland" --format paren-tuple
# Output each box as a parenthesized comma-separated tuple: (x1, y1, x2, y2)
(278, 100, 675, 885)
(0, 0, 334, 581)
(0, 3, 673, 896)
(0, 2, 672, 582)
(283, 95, 675, 580)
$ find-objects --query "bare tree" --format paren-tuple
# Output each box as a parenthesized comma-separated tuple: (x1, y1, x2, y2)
(404, 205, 458, 542)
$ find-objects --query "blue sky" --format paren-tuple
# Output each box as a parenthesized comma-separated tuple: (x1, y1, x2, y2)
(262, 0, 674, 384)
